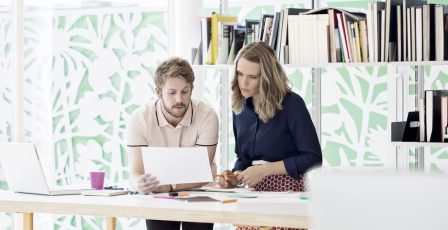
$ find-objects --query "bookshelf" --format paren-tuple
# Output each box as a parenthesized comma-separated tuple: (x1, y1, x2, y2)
(391, 142, 448, 148)
(390, 62, 448, 172)
(193, 0, 448, 174)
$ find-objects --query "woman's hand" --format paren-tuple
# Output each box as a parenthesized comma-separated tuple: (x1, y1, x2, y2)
(136, 173, 160, 194)
(238, 165, 268, 187)
(216, 170, 240, 188)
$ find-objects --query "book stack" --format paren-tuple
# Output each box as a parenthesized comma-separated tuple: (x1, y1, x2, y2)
(193, 1, 448, 65)
(424, 90, 448, 142)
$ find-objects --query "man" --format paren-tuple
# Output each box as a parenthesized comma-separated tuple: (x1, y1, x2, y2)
(126, 57, 218, 230)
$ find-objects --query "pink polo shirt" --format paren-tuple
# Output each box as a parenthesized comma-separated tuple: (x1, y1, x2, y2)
(126, 99, 219, 148)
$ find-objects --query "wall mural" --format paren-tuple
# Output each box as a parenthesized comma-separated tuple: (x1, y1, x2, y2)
(321, 66, 388, 168)
(0, 7, 168, 229)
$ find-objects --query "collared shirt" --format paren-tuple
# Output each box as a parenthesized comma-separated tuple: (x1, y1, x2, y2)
(232, 92, 322, 179)
(126, 99, 219, 147)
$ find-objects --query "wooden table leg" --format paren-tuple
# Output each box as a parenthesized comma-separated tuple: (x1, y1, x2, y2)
(15, 212, 33, 230)
(106, 217, 116, 230)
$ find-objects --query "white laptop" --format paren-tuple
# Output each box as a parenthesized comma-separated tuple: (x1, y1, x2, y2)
(308, 170, 448, 230)
(0, 142, 91, 195)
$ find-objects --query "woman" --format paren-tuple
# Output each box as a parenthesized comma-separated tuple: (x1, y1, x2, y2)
(218, 42, 322, 229)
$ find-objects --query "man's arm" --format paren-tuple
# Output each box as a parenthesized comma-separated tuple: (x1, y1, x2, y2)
(128, 146, 145, 191)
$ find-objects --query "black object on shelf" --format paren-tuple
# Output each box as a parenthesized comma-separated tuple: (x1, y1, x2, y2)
(391, 121, 406, 142)
(391, 111, 420, 142)
(402, 111, 420, 142)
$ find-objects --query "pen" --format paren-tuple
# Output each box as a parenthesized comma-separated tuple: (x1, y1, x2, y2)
(153, 195, 175, 199)
(104, 186, 124, 190)
(222, 199, 237, 203)
(168, 192, 189, 197)
(213, 173, 237, 178)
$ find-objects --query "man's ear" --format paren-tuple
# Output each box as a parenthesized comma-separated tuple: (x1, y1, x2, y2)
(156, 88, 162, 99)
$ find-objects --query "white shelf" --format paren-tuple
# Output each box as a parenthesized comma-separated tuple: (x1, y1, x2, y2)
(192, 64, 233, 70)
(193, 61, 448, 69)
(389, 61, 448, 66)
(391, 142, 448, 148)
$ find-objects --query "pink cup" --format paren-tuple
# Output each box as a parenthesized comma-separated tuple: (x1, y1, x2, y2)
(90, 172, 105, 190)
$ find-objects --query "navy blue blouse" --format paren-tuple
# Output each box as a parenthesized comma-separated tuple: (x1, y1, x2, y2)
(232, 92, 322, 179)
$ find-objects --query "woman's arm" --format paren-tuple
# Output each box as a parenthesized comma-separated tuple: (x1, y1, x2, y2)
(284, 94, 322, 179)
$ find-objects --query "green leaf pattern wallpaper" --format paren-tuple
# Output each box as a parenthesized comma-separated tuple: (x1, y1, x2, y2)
(321, 66, 388, 168)
(0, 15, 11, 145)
(0, 8, 168, 229)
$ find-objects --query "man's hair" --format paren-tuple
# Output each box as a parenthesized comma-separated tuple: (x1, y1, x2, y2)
(154, 57, 195, 88)
(231, 42, 291, 123)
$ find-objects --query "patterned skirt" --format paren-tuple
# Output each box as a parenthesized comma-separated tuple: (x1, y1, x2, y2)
(236, 174, 306, 230)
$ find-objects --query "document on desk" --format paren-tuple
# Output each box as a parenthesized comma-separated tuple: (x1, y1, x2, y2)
(141, 147, 213, 185)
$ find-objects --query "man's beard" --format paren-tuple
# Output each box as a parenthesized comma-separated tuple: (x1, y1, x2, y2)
(162, 100, 188, 118)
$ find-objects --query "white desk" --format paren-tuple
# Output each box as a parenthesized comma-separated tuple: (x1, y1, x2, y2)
(0, 191, 309, 229)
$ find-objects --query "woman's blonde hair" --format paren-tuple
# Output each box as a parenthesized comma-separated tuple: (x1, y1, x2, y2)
(231, 42, 291, 123)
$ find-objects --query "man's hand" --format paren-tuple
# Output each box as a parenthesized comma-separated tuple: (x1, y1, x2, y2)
(136, 173, 159, 194)
(151, 185, 172, 193)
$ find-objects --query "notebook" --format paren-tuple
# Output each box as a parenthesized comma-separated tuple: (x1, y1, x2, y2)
(175, 196, 221, 202)
(81, 190, 128, 196)
(0, 142, 91, 195)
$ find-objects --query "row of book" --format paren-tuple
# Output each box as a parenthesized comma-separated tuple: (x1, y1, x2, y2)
(193, 0, 448, 65)
(420, 90, 448, 142)
(395, 90, 448, 143)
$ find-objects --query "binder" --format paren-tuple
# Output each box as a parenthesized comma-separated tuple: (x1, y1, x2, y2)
(402, 111, 420, 142)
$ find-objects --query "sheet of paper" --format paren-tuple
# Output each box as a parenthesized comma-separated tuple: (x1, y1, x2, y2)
(141, 147, 213, 185)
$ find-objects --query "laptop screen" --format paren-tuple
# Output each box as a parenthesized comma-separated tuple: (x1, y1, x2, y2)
(0, 142, 51, 194)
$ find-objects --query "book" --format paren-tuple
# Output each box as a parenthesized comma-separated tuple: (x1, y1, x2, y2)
(442, 96, 448, 142)
(81, 190, 128, 196)
(294, 9, 331, 64)
(329, 9, 340, 62)
(445, 15, 448, 60)
(175, 196, 221, 202)
(371, 2, 386, 62)
(261, 15, 274, 43)
(402, 0, 428, 61)
(209, 14, 238, 64)
(410, 7, 415, 61)
(397, 5, 402, 61)
(278, 8, 310, 64)
(359, 20, 369, 62)
(258, 14, 274, 42)
(416, 7, 422, 62)
(269, 12, 281, 48)
(426, 90, 434, 142)
(233, 27, 245, 58)
(245, 19, 259, 44)
(435, 5, 448, 61)
(427, 90, 448, 142)
(337, 13, 350, 62)
(200, 17, 211, 64)
(216, 23, 236, 64)
(403, 111, 420, 142)
(304, 7, 365, 63)
(419, 98, 426, 142)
